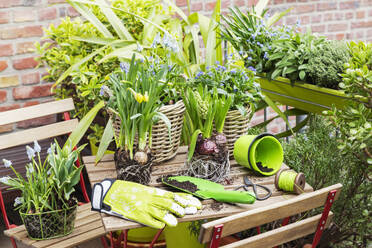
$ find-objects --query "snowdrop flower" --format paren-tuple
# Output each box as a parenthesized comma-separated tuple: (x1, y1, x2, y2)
(33, 140, 41, 153)
(3, 159, 12, 168)
(26, 146, 35, 160)
(151, 33, 161, 48)
(14, 197, 23, 207)
(0, 176, 10, 184)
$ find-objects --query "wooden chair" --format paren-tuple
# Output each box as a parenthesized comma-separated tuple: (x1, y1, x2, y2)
(0, 98, 108, 248)
(199, 183, 342, 248)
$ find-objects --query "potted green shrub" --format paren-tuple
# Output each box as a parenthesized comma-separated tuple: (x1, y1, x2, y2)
(187, 62, 262, 154)
(0, 140, 85, 240)
(96, 56, 171, 185)
(220, 5, 356, 114)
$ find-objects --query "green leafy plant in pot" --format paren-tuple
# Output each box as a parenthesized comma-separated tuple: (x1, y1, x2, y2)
(183, 85, 232, 182)
(0, 140, 85, 240)
(97, 56, 171, 185)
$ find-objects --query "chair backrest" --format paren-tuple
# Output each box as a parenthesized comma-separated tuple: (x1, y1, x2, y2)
(199, 183, 342, 248)
(0, 98, 77, 150)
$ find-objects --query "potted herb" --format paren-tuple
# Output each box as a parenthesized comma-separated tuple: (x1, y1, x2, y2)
(220, 5, 356, 114)
(183, 86, 232, 182)
(97, 57, 171, 185)
(188, 62, 262, 153)
(0, 140, 85, 240)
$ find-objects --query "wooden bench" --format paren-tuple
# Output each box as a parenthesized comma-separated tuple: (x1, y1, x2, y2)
(82, 147, 340, 248)
(0, 98, 107, 248)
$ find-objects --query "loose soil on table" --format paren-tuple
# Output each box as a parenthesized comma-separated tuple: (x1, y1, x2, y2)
(163, 177, 199, 193)
(210, 202, 224, 212)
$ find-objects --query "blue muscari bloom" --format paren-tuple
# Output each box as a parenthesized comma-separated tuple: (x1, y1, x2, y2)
(3, 159, 12, 168)
(264, 52, 269, 59)
(168, 65, 172, 71)
(215, 61, 220, 65)
(251, 34, 256, 40)
(220, 83, 224, 87)
(268, 45, 272, 50)
(34, 140, 41, 153)
(152, 71, 156, 75)
(137, 44, 143, 52)
(248, 28, 253, 32)
(208, 72, 213, 76)
(206, 66, 210, 70)
(26, 146, 35, 161)
(244, 75, 249, 80)
(247, 56, 252, 60)
(230, 69, 237, 74)
(100, 85, 105, 96)
(249, 49, 253, 53)
(195, 71, 204, 79)
(149, 56, 153, 61)
(233, 88, 238, 92)
(257, 32, 261, 35)
(248, 66, 256, 72)
(120, 62, 129, 73)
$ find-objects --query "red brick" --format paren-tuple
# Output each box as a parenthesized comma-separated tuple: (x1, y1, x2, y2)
(39, 7, 57, 21)
(323, 13, 333, 21)
(356, 11, 365, 19)
(0, 44, 13, 57)
(335, 13, 344, 20)
(176, 0, 187, 7)
(48, 0, 65, 3)
(222, 0, 230, 8)
(0, 61, 7, 72)
(16, 42, 35, 54)
(0, 11, 9, 24)
(311, 14, 322, 23)
(286, 16, 297, 25)
(12, 57, 38, 70)
(247, 0, 258, 6)
(23, 100, 40, 107)
(317, 2, 337, 11)
(0, 26, 43, 40)
(336, 33, 345, 40)
(0, 90, 6, 103)
(0, 124, 13, 134)
(22, 25, 44, 38)
(13, 9, 37, 22)
(328, 23, 347, 32)
(12, 84, 54, 100)
(345, 12, 354, 19)
(295, 4, 315, 14)
(206, 2, 216, 11)
(191, 3, 203, 11)
(274, 0, 284, 3)
(21, 72, 40, 85)
(67, 6, 79, 17)
(234, 0, 245, 6)
(300, 16, 310, 25)
(0, 104, 20, 112)
(351, 21, 372, 29)
(340, 1, 360, 9)
(0, 0, 22, 8)
(311, 25, 326, 33)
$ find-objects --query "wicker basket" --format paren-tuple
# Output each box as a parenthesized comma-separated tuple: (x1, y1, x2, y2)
(223, 106, 252, 155)
(112, 100, 185, 164)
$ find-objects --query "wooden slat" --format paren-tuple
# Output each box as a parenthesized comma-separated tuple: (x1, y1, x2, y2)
(0, 98, 74, 126)
(221, 213, 333, 248)
(199, 184, 342, 243)
(0, 119, 78, 150)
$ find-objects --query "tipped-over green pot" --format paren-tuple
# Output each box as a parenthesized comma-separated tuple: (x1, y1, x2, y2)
(233, 133, 283, 176)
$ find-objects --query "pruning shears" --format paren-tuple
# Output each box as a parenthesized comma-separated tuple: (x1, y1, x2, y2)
(235, 176, 272, 201)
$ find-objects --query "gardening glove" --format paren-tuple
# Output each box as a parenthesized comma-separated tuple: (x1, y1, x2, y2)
(91, 179, 202, 229)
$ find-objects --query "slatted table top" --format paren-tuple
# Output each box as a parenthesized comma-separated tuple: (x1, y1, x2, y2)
(83, 146, 313, 232)
(4, 203, 105, 248)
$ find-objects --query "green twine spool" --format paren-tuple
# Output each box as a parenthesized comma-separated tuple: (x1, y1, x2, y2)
(274, 169, 306, 194)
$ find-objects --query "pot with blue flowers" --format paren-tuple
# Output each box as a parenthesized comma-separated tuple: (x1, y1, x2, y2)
(0, 140, 85, 240)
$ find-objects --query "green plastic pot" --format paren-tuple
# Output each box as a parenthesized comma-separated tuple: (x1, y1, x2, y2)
(233, 133, 283, 176)
(164, 222, 205, 248)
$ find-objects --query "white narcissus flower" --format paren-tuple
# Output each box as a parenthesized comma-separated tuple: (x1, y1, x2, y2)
(33, 140, 41, 153)
(14, 197, 23, 207)
(26, 146, 35, 160)
(3, 159, 12, 168)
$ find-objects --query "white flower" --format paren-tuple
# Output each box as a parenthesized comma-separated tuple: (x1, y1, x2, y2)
(0, 176, 10, 184)
(27, 165, 34, 174)
(3, 159, 12, 168)
(14, 197, 23, 207)
(151, 32, 161, 48)
(137, 43, 143, 52)
(33, 140, 41, 153)
(47, 169, 51, 175)
(26, 146, 35, 160)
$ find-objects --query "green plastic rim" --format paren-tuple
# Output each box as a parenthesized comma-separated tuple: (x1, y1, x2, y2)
(233, 133, 283, 176)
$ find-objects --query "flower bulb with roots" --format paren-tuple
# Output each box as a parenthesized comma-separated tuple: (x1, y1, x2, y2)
(134, 151, 148, 165)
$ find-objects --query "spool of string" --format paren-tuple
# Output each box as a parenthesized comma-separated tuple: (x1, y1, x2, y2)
(274, 169, 305, 194)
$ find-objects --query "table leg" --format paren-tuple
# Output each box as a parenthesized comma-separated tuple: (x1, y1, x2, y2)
(149, 228, 164, 248)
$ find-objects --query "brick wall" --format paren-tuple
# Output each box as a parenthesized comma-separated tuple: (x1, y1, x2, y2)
(0, 0, 371, 134)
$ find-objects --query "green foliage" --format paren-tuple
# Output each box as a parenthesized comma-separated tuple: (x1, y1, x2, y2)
(326, 41, 372, 166)
(0, 141, 85, 213)
(283, 116, 371, 247)
(306, 40, 350, 89)
(189, 61, 263, 115)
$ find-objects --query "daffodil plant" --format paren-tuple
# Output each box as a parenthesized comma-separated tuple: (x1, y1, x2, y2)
(0, 140, 85, 213)
(96, 56, 171, 164)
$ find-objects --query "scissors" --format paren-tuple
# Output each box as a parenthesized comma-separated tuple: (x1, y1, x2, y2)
(235, 176, 272, 201)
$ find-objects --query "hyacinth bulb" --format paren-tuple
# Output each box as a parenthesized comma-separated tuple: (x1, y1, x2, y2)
(134, 151, 148, 165)
(215, 133, 227, 145)
(197, 139, 218, 155)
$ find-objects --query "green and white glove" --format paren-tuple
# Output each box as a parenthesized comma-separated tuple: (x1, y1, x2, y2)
(91, 179, 202, 229)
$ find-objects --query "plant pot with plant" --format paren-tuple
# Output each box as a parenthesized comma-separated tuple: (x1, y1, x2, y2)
(0, 140, 85, 240)
(188, 62, 263, 154)
(182, 86, 232, 182)
(96, 56, 171, 185)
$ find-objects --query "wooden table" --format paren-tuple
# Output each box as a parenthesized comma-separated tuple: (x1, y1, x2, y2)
(4, 203, 105, 248)
(84, 146, 313, 232)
